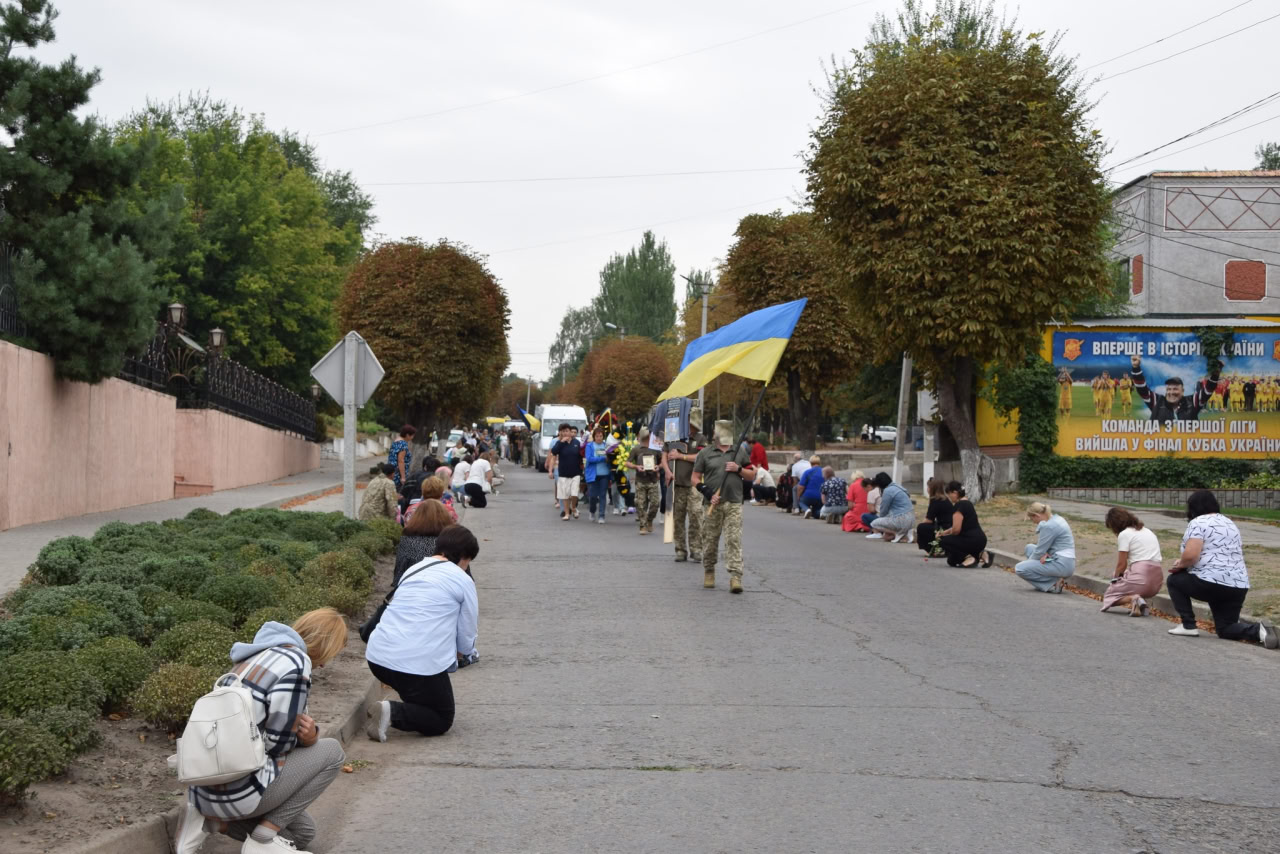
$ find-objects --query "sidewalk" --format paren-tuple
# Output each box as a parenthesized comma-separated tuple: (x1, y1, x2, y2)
(0, 456, 374, 595)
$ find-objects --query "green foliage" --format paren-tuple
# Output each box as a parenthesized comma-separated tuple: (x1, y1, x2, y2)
(1193, 327, 1236, 376)
(577, 337, 674, 420)
(365, 517, 403, 548)
(985, 351, 1059, 492)
(325, 514, 367, 543)
(807, 0, 1111, 491)
(1024, 456, 1264, 491)
(339, 238, 511, 426)
(317, 584, 367, 619)
(276, 541, 321, 573)
(1215, 469, 1280, 489)
(592, 231, 678, 341)
(0, 1, 181, 381)
(195, 574, 278, 625)
(0, 717, 71, 803)
(147, 554, 215, 597)
(16, 583, 146, 640)
(300, 550, 374, 592)
(0, 651, 106, 716)
(23, 705, 101, 756)
(31, 536, 94, 586)
(151, 620, 237, 665)
(1257, 141, 1280, 171)
(74, 637, 154, 708)
(548, 305, 605, 383)
(177, 637, 234, 671)
(78, 560, 147, 589)
(0, 614, 99, 656)
(343, 531, 395, 559)
(131, 663, 220, 731)
(145, 595, 236, 636)
(240, 606, 299, 637)
(185, 508, 221, 522)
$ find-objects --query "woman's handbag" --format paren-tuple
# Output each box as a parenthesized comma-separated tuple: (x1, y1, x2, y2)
(359, 559, 446, 643)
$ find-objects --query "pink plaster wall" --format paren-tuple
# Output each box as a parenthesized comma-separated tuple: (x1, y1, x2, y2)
(0, 340, 176, 530)
(173, 409, 319, 495)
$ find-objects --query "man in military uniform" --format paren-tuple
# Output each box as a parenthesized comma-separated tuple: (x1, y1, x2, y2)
(626, 427, 663, 534)
(358, 463, 400, 521)
(663, 414, 706, 563)
(692, 420, 755, 593)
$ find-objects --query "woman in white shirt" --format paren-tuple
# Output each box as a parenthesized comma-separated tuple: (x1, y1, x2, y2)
(450, 455, 472, 503)
(1166, 490, 1277, 647)
(464, 452, 494, 509)
(364, 526, 480, 741)
(1100, 508, 1164, 616)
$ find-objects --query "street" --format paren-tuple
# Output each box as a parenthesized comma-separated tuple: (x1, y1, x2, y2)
(290, 467, 1280, 853)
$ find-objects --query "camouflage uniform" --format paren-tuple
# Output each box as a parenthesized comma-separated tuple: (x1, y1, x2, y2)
(358, 474, 400, 521)
(628, 444, 662, 531)
(701, 500, 744, 580)
(665, 434, 705, 560)
(635, 482, 661, 529)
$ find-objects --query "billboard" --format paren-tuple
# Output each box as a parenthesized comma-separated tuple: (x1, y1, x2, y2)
(1051, 329, 1280, 458)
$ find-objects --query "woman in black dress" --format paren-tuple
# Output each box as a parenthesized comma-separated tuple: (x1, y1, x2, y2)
(937, 482, 992, 567)
(393, 499, 453, 584)
(916, 477, 953, 556)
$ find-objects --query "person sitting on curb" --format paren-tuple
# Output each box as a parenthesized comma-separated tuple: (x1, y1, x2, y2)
(818, 467, 848, 523)
(937, 482, 989, 566)
(1100, 507, 1164, 617)
(1014, 501, 1076, 593)
(358, 463, 400, 522)
(916, 477, 953, 556)
(842, 471, 872, 532)
(796, 455, 824, 519)
(1165, 490, 1278, 647)
(175, 609, 349, 854)
(867, 472, 915, 542)
(751, 463, 777, 505)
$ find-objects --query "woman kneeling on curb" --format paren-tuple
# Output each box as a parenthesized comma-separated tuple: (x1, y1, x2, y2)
(175, 608, 349, 854)
(364, 524, 480, 741)
(1166, 489, 1278, 648)
(1014, 502, 1076, 593)
(1100, 507, 1163, 617)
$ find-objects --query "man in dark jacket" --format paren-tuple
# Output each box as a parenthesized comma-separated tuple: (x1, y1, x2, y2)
(1129, 354, 1215, 423)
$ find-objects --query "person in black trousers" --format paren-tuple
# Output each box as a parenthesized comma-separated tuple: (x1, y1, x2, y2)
(936, 482, 990, 567)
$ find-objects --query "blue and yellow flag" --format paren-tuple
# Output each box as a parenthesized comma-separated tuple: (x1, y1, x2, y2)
(518, 406, 541, 432)
(656, 298, 807, 401)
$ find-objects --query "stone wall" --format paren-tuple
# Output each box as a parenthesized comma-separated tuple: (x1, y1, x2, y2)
(1048, 487, 1280, 510)
(173, 409, 319, 497)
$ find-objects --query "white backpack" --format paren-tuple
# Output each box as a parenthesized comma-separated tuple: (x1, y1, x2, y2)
(176, 667, 267, 786)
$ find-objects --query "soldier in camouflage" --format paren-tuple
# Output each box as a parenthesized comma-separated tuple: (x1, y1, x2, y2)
(359, 463, 400, 521)
(663, 414, 706, 563)
(692, 420, 755, 593)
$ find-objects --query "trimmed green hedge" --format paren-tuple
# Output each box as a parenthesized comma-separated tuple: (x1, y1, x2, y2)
(1022, 454, 1278, 492)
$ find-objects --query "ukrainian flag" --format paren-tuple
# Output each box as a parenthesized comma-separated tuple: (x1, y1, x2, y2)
(657, 298, 807, 400)
(518, 406, 541, 432)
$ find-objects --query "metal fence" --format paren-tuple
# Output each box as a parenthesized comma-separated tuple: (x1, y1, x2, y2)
(0, 245, 25, 339)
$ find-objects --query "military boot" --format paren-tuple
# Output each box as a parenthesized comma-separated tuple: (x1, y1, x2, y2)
(729, 576, 743, 594)
(703, 570, 715, 589)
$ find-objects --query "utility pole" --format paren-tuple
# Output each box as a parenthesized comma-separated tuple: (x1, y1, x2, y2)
(526, 376, 532, 411)
(892, 353, 913, 484)
(699, 284, 709, 415)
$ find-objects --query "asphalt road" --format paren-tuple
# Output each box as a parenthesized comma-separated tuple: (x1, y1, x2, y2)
(296, 467, 1280, 853)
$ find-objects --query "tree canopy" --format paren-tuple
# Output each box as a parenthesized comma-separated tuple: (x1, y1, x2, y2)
(577, 337, 673, 421)
(548, 305, 602, 381)
(1256, 141, 1280, 171)
(718, 211, 861, 450)
(115, 96, 365, 390)
(0, 0, 180, 382)
(592, 230, 677, 340)
(338, 239, 510, 430)
(806, 0, 1111, 497)
(490, 375, 543, 419)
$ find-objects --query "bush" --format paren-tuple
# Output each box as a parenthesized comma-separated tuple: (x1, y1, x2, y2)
(0, 718, 71, 803)
(365, 517, 402, 547)
(151, 620, 237, 664)
(16, 583, 146, 640)
(148, 555, 215, 597)
(145, 596, 236, 637)
(1216, 470, 1280, 489)
(24, 705, 101, 755)
(178, 637, 234, 672)
(245, 558, 298, 601)
(300, 550, 373, 592)
(30, 536, 95, 586)
(184, 508, 221, 522)
(277, 541, 321, 573)
(325, 513, 366, 542)
(0, 614, 100, 656)
(320, 584, 368, 619)
(240, 606, 299, 639)
(345, 531, 394, 558)
(75, 637, 155, 708)
(131, 663, 221, 731)
(282, 515, 338, 547)
(0, 651, 106, 716)
(78, 559, 147, 589)
(1021, 455, 1267, 493)
(195, 573, 278, 625)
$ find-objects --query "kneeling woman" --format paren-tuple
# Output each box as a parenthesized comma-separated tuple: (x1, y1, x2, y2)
(176, 609, 349, 854)
(1014, 502, 1076, 593)
(937, 482, 990, 567)
(1100, 507, 1163, 616)
(365, 525, 480, 741)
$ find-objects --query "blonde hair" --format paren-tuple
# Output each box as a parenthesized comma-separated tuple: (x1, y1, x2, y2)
(851, 469, 865, 481)
(292, 607, 348, 666)
(809, 455, 821, 465)
(420, 475, 447, 501)
(1026, 501, 1052, 520)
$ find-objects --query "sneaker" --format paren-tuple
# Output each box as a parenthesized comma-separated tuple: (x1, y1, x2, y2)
(891, 531, 906, 543)
(749, 499, 760, 505)
(729, 577, 743, 594)
(865, 533, 882, 539)
(597, 517, 605, 525)
(365, 699, 390, 742)
(703, 570, 715, 588)
(906, 530, 916, 544)
(572, 509, 579, 519)
(174, 801, 209, 854)
(1260, 619, 1279, 649)
(241, 836, 299, 852)
(802, 509, 812, 519)
(1168, 625, 1200, 637)
(612, 507, 622, 515)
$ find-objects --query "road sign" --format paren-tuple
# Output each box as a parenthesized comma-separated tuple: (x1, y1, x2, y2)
(310, 332, 384, 407)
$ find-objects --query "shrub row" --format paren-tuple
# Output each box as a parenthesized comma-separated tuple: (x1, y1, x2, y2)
(1020, 455, 1279, 493)
(0, 507, 394, 801)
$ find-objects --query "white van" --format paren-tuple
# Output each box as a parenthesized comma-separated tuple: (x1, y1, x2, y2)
(532, 404, 589, 472)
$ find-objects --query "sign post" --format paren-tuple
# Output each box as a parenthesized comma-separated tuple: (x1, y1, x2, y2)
(311, 332, 385, 519)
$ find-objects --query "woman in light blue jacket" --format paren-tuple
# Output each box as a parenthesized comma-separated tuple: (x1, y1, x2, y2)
(1014, 502, 1076, 593)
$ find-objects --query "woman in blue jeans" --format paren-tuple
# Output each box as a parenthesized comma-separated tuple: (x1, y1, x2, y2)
(585, 427, 612, 523)
(1014, 501, 1076, 593)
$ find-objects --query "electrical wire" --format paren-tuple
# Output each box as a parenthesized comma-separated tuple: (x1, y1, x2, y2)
(1118, 221, 1280, 271)
(1104, 90, 1280, 173)
(364, 166, 798, 187)
(316, 1, 878, 137)
(1108, 112, 1280, 178)
(1121, 211, 1280, 260)
(1098, 11, 1280, 82)
(1084, 1, 1256, 70)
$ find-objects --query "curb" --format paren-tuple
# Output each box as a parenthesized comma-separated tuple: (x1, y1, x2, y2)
(986, 548, 1222, 623)
(65, 675, 380, 854)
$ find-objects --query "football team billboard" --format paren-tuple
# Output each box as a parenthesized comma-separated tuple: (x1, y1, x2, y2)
(1051, 330, 1280, 458)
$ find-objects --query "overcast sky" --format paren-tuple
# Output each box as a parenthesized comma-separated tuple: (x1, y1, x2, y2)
(41, 0, 1280, 381)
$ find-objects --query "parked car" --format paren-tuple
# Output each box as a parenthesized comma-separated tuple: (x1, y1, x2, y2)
(437, 428, 465, 458)
(871, 426, 898, 444)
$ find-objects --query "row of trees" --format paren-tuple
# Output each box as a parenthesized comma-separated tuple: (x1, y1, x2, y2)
(0, 2, 374, 390)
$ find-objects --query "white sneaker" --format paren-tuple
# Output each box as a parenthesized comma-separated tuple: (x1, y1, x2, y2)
(1168, 625, 1200, 637)
(612, 507, 622, 515)
(906, 530, 916, 544)
(865, 533, 882, 539)
(802, 509, 812, 519)
(365, 699, 390, 742)
(174, 801, 209, 854)
(241, 836, 299, 852)
(891, 531, 906, 543)
(749, 499, 760, 505)
(1260, 619, 1279, 649)
(597, 517, 605, 525)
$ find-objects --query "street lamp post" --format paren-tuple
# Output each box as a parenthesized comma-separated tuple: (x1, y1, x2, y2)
(603, 321, 625, 341)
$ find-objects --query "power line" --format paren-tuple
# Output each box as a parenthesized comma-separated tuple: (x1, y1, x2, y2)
(316, 1, 879, 137)
(1122, 211, 1280, 260)
(1104, 90, 1280, 173)
(1108, 111, 1280, 177)
(1084, 1, 1256, 70)
(1118, 220, 1280, 270)
(1098, 11, 1280, 82)
(364, 166, 798, 187)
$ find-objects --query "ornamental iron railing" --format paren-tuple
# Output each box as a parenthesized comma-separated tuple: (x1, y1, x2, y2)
(0, 245, 25, 339)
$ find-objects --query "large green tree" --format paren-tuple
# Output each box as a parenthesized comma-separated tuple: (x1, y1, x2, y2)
(338, 239, 510, 435)
(115, 97, 365, 390)
(577, 337, 673, 422)
(548, 304, 602, 381)
(806, 0, 1111, 498)
(719, 211, 861, 450)
(0, 0, 180, 382)
(592, 230, 677, 340)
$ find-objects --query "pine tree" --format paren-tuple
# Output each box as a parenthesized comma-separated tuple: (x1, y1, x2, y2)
(0, 1, 179, 382)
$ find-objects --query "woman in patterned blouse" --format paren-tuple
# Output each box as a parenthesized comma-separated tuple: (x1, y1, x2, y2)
(1166, 489, 1278, 648)
(388, 425, 415, 490)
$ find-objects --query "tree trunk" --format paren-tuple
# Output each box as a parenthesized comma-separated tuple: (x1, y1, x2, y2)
(933, 355, 996, 501)
(787, 369, 820, 451)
